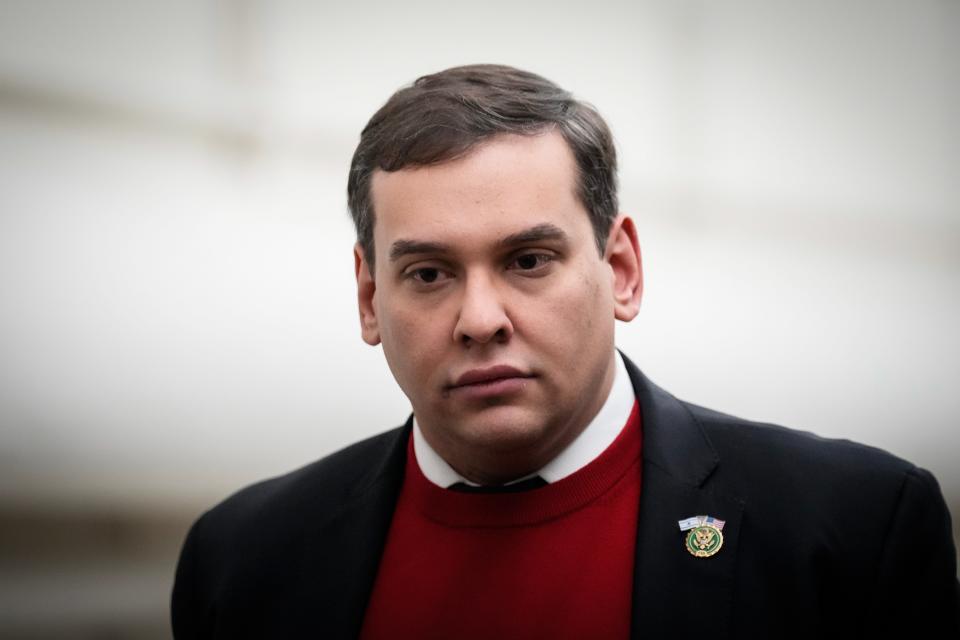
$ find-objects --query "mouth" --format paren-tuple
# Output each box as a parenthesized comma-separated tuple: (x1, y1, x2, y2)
(447, 365, 535, 400)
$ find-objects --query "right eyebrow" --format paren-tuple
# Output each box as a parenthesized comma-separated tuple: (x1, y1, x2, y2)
(388, 239, 451, 262)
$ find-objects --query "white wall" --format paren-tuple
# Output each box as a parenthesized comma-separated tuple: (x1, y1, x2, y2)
(1, 0, 957, 515)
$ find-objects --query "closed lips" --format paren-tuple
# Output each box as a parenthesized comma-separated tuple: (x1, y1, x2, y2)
(451, 366, 533, 388)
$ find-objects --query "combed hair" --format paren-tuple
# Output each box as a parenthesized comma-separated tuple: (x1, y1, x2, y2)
(347, 64, 618, 264)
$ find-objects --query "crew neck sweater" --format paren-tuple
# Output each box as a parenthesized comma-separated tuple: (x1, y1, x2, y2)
(359, 400, 642, 639)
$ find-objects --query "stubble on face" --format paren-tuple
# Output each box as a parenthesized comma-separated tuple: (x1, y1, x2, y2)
(363, 131, 621, 484)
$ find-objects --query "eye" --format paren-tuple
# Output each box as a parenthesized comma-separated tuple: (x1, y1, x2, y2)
(405, 266, 452, 286)
(414, 268, 439, 283)
(507, 252, 554, 273)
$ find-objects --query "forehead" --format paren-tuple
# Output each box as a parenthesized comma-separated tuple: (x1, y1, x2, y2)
(369, 131, 588, 257)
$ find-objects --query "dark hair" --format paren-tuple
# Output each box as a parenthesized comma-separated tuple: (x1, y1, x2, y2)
(347, 64, 618, 264)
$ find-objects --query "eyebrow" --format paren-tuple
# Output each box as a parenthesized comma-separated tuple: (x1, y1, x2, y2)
(498, 223, 569, 248)
(388, 223, 570, 262)
(389, 240, 451, 262)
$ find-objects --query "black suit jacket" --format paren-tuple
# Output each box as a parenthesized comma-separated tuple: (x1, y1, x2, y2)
(172, 356, 959, 638)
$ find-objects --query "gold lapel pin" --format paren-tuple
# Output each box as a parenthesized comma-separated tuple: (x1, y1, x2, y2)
(678, 515, 725, 558)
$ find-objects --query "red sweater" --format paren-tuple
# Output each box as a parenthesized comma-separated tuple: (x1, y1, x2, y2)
(360, 401, 642, 640)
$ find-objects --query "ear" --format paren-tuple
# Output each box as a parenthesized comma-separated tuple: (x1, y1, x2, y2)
(354, 244, 381, 345)
(604, 214, 643, 322)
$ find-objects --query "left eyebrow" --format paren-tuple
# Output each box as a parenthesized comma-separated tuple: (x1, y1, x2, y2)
(389, 239, 451, 262)
(498, 223, 569, 248)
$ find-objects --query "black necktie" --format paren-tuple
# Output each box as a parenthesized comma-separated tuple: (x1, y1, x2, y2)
(447, 476, 548, 493)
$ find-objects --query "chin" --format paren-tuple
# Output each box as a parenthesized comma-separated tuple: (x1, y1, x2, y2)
(454, 409, 553, 452)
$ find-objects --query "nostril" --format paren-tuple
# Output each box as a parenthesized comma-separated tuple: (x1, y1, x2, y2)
(458, 326, 509, 346)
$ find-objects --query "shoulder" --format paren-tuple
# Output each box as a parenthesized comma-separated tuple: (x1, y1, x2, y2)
(681, 401, 950, 549)
(189, 424, 408, 547)
(172, 424, 411, 635)
(622, 352, 924, 496)
(679, 402, 958, 632)
(686, 401, 916, 480)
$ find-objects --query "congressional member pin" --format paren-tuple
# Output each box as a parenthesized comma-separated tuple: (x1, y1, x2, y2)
(678, 515, 725, 558)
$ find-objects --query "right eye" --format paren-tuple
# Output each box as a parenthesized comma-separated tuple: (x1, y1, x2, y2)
(404, 266, 452, 287)
(411, 268, 441, 283)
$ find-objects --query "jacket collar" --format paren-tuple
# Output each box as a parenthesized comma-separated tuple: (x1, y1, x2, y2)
(622, 352, 719, 487)
(315, 417, 411, 638)
(622, 353, 744, 638)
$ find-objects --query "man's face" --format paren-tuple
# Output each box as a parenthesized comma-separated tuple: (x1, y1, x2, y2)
(355, 130, 641, 484)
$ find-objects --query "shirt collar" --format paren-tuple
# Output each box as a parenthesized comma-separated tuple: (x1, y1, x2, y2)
(413, 351, 635, 488)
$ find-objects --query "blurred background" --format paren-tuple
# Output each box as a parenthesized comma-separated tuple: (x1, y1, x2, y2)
(0, 0, 957, 637)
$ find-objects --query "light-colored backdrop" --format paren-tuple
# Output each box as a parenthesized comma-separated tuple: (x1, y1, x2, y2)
(1, 1, 957, 637)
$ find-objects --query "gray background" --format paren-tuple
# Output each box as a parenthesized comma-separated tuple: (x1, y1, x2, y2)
(1, 0, 957, 637)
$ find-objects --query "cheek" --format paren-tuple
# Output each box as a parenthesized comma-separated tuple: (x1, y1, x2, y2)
(536, 270, 610, 347)
(575, 269, 615, 351)
(377, 297, 448, 380)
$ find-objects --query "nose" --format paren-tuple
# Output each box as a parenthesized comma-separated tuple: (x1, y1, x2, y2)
(452, 272, 514, 346)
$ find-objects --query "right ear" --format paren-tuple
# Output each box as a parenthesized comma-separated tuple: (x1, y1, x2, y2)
(354, 244, 381, 345)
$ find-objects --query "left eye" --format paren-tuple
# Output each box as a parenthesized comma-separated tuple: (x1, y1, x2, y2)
(508, 253, 552, 271)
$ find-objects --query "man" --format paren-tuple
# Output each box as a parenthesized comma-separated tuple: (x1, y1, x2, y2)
(172, 65, 959, 638)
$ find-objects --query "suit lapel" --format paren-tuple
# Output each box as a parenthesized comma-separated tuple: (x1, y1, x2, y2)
(305, 420, 411, 638)
(623, 356, 745, 638)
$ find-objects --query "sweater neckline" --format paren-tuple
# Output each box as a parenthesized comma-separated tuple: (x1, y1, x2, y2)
(404, 400, 642, 528)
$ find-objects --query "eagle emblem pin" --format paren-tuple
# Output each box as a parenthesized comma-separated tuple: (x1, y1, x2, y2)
(678, 515, 725, 558)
